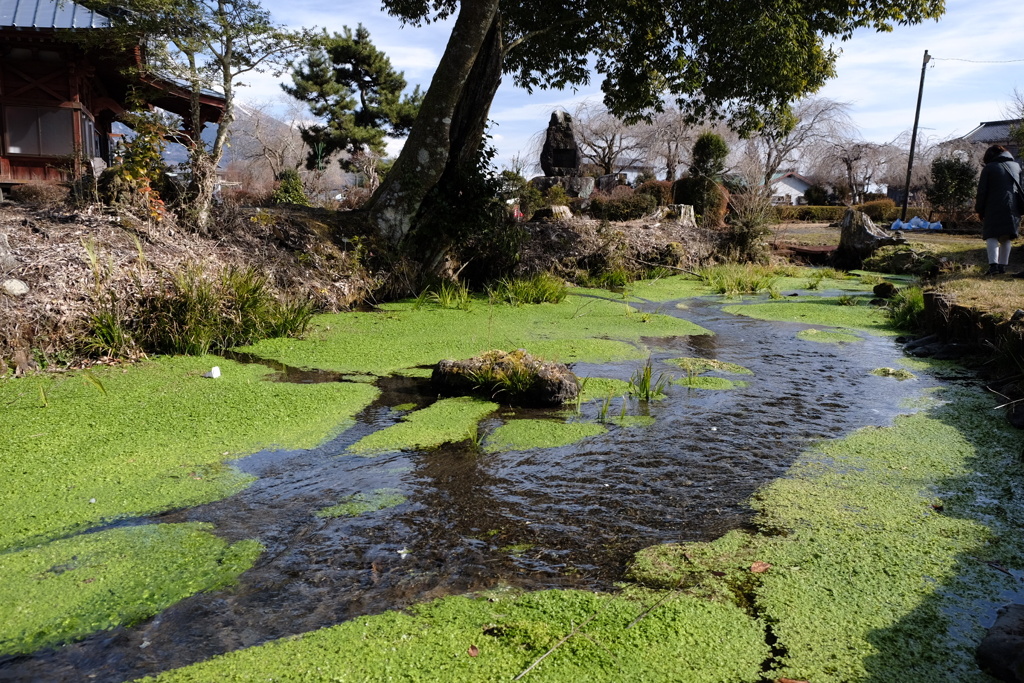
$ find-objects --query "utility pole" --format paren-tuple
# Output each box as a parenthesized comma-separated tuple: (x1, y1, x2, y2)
(901, 50, 931, 222)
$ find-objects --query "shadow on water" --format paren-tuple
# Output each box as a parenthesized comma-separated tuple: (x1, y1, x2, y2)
(0, 295, 941, 682)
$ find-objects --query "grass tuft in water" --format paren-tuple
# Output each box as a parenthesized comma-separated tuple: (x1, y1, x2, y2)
(627, 357, 671, 400)
(886, 286, 926, 331)
(695, 264, 780, 296)
(414, 280, 472, 310)
(489, 273, 567, 306)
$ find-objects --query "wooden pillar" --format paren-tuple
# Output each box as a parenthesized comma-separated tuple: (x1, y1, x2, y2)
(68, 59, 83, 178)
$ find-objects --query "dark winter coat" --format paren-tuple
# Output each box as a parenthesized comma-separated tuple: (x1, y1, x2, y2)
(975, 150, 1023, 240)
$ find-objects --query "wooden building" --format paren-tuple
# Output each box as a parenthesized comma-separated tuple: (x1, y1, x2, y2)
(0, 0, 224, 186)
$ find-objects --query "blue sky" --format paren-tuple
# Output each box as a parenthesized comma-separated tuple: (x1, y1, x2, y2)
(251, 0, 1024, 170)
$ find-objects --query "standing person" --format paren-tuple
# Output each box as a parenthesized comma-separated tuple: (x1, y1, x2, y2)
(975, 144, 1023, 275)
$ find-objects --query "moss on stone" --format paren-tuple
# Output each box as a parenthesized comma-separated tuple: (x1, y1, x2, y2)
(0, 523, 261, 656)
(140, 589, 768, 683)
(350, 397, 497, 456)
(797, 328, 863, 344)
(0, 356, 379, 551)
(484, 419, 607, 452)
(316, 489, 407, 518)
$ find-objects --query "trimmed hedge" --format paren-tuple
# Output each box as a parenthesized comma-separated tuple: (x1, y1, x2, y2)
(775, 206, 848, 222)
(588, 192, 657, 221)
(775, 202, 917, 224)
(635, 180, 673, 206)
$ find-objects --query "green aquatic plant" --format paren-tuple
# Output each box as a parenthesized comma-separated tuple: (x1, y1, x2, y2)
(627, 357, 671, 400)
(797, 328, 862, 344)
(579, 377, 631, 403)
(316, 489, 407, 518)
(871, 367, 916, 380)
(675, 376, 746, 390)
(607, 414, 655, 428)
(836, 294, 860, 306)
(723, 298, 893, 336)
(484, 419, 606, 452)
(666, 358, 753, 376)
(0, 356, 379, 552)
(140, 589, 768, 682)
(244, 292, 710, 376)
(0, 523, 260, 656)
(499, 543, 535, 555)
(349, 396, 498, 456)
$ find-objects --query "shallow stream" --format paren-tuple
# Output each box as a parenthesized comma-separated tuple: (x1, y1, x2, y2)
(0, 294, 938, 682)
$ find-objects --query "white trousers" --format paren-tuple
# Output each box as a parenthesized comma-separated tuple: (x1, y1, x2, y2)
(986, 238, 1012, 265)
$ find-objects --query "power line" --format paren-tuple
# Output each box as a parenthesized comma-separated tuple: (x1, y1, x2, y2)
(931, 56, 1024, 64)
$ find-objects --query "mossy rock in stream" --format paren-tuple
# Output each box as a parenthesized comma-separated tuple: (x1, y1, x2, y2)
(432, 349, 580, 407)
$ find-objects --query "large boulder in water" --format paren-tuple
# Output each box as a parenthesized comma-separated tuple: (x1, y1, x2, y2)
(976, 603, 1024, 682)
(432, 349, 580, 407)
(834, 209, 906, 269)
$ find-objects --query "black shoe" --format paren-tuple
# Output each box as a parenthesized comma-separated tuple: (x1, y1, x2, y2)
(1014, 271, 1024, 279)
(999, 264, 1007, 274)
(987, 264, 1000, 276)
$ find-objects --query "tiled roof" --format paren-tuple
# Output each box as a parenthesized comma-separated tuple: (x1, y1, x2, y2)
(963, 120, 1022, 145)
(0, 0, 110, 29)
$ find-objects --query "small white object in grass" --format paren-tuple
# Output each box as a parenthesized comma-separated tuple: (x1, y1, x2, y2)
(89, 498, 96, 504)
(203, 366, 221, 378)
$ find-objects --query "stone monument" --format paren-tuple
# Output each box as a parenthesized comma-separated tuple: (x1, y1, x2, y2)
(531, 110, 595, 200)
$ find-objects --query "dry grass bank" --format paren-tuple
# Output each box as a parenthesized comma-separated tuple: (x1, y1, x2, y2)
(772, 220, 1024, 319)
(0, 201, 371, 371)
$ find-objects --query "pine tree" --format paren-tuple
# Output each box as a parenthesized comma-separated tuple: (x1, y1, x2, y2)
(283, 25, 422, 172)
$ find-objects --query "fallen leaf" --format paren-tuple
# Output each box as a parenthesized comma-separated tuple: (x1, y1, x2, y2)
(710, 570, 726, 577)
(776, 678, 809, 683)
(751, 561, 772, 573)
(468, 645, 479, 657)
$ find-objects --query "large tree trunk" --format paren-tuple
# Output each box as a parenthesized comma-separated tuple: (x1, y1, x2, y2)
(406, 12, 505, 273)
(366, 0, 500, 246)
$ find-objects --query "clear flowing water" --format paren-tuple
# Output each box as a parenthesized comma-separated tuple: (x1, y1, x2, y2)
(0, 295, 937, 683)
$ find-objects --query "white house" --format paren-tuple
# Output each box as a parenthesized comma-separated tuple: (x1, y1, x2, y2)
(769, 172, 813, 205)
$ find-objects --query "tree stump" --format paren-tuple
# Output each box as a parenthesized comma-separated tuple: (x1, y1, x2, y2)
(833, 209, 906, 269)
